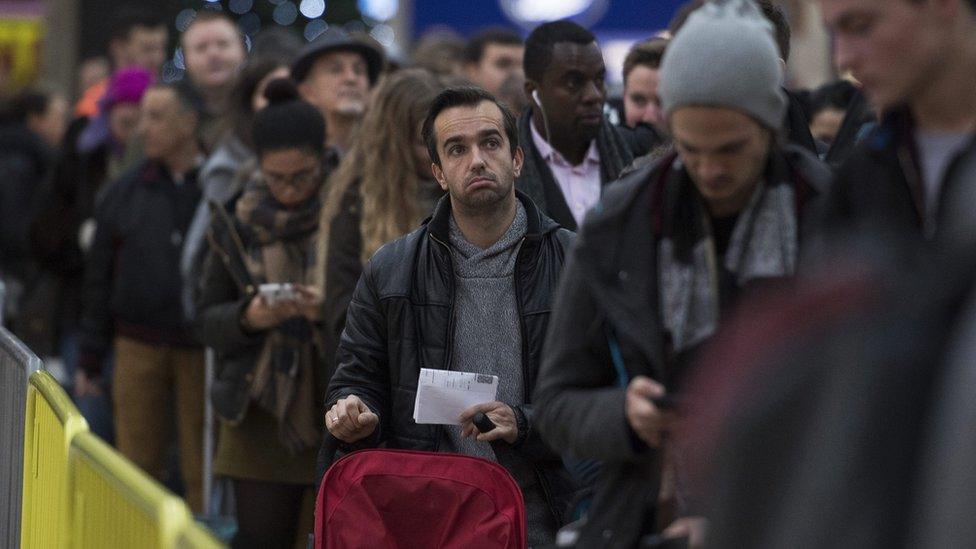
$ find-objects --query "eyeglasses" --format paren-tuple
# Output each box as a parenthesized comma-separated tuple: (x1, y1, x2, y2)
(263, 166, 321, 190)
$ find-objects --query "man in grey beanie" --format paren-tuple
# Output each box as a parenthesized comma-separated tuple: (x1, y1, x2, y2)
(533, 1, 832, 546)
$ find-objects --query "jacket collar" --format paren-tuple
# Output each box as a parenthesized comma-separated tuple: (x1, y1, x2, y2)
(426, 188, 559, 244)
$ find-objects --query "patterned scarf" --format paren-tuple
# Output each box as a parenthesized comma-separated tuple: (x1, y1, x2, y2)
(236, 179, 323, 454)
(658, 158, 798, 354)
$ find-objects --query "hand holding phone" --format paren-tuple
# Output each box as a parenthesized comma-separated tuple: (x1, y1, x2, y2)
(258, 283, 297, 306)
(625, 376, 676, 448)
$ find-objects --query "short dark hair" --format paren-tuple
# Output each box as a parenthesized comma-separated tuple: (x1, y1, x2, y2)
(669, 0, 791, 61)
(463, 27, 524, 65)
(150, 79, 206, 119)
(523, 20, 597, 83)
(109, 7, 166, 44)
(623, 38, 668, 84)
(422, 87, 518, 166)
(252, 78, 326, 157)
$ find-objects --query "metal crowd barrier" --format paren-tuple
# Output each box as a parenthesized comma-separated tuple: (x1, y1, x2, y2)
(20, 370, 90, 548)
(68, 431, 222, 548)
(0, 327, 42, 549)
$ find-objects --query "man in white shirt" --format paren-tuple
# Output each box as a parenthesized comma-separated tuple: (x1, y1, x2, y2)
(515, 20, 661, 230)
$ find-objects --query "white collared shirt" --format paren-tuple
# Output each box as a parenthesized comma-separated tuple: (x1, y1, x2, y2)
(530, 120, 602, 226)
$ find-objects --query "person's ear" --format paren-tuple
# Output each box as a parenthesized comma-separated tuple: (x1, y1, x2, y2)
(513, 146, 524, 177)
(778, 58, 788, 79)
(432, 162, 448, 191)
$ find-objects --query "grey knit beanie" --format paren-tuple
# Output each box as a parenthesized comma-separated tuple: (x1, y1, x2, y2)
(659, 0, 786, 130)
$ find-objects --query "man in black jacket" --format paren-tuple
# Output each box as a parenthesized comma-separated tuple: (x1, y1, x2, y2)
(817, 0, 976, 243)
(324, 87, 575, 546)
(76, 81, 206, 512)
(517, 20, 659, 232)
(533, 2, 832, 546)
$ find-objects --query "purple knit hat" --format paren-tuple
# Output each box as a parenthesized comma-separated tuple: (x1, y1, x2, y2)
(78, 67, 154, 153)
(103, 67, 154, 110)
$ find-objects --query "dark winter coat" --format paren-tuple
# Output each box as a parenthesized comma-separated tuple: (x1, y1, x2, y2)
(0, 123, 53, 345)
(27, 117, 111, 352)
(691, 240, 976, 549)
(817, 107, 976, 244)
(194, 191, 329, 425)
(320, 179, 364, 391)
(532, 144, 831, 548)
(0, 124, 52, 276)
(78, 160, 202, 374)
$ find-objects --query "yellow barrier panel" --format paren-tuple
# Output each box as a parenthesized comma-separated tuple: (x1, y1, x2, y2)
(68, 432, 224, 548)
(20, 370, 89, 549)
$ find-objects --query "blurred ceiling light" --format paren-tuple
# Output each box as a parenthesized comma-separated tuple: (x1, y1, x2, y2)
(272, 1, 299, 25)
(300, 0, 326, 19)
(230, 0, 254, 14)
(506, 0, 591, 20)
(358, 0, 397, 21)
(304, 18, 328, 41)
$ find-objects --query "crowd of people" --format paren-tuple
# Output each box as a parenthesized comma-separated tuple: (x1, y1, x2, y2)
(1, 0, 975, 547)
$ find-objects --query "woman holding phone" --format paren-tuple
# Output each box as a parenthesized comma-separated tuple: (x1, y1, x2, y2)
(196, 78, 328, 548)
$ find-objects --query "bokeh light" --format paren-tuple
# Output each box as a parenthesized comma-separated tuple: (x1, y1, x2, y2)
(161, 60, 185, 83)
(358, 0, 397, 21)
(369, 24, 395, 48)
(238, 12, 262, 35)
(299, 0, 326, 19)
(229, 0, 255, 15)
(272, 1, 299, 25)
(304, 19, 329, 41)
(175, 9, 197, 32)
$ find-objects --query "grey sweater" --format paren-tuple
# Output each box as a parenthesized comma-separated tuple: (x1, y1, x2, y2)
(443, 203, 559, 546)
(444, 201, 527, 458)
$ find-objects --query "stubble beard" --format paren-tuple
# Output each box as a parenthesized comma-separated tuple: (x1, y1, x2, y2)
(453, 171, 515, 216)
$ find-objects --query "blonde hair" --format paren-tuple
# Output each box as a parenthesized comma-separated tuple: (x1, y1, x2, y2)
(315, 69, 443, 286)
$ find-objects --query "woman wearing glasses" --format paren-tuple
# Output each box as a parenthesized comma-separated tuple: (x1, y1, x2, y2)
(196, 78, 328, 549)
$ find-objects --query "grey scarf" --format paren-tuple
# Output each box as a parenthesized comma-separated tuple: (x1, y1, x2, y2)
(659, 160, 798, 353)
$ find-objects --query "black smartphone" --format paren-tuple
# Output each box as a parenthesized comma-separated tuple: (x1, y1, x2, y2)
(649, 394, 682, 410)
(473, 412, 496, 433)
